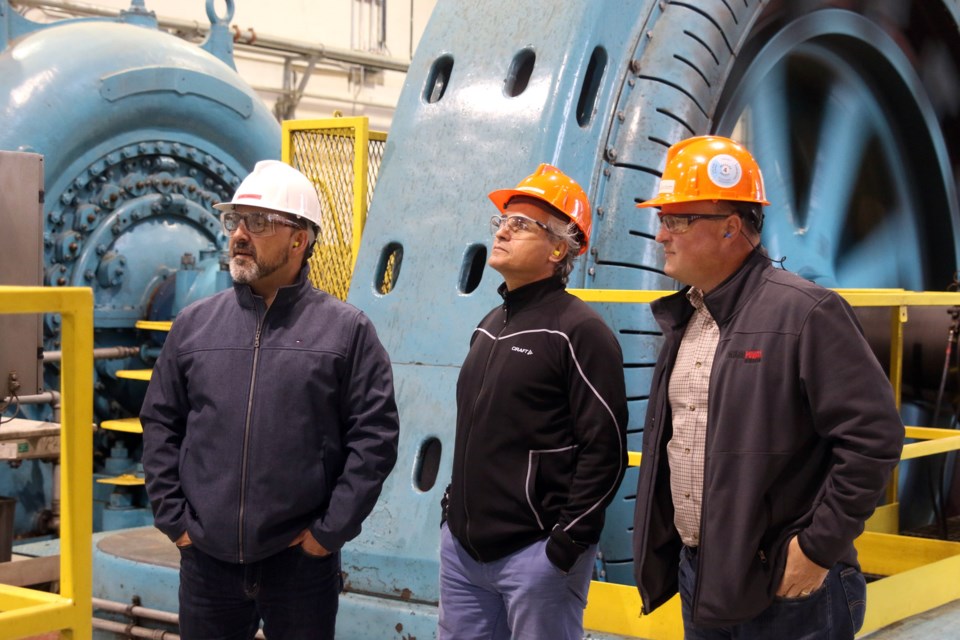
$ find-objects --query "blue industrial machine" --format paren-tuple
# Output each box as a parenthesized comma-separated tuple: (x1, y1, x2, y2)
(2, 0, 960, 638)
(342, 0, 960, 636)
(0, 0, 278, 535)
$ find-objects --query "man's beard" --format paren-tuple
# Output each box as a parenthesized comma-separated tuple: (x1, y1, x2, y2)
(229, 242, 290, 284)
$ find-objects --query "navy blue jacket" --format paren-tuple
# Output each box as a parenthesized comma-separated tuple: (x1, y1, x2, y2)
(632, 252, 903, 625)
(141, 267, 399, 564)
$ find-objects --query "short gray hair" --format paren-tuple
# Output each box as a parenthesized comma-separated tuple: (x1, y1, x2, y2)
(544, 217, 583, 283)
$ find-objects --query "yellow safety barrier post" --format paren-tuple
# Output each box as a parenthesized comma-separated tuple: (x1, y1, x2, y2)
(570, 288, 960, 639)
(0, 286, 92, 640)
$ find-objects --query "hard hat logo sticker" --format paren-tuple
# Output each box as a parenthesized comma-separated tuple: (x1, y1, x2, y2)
(707, 155, 742, 189)
(658, 179, 676, 195)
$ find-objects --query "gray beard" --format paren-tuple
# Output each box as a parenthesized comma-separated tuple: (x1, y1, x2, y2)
(229, 245, 290, 284)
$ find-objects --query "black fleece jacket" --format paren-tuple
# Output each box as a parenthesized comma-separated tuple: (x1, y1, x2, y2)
(444, 276, 628, 572)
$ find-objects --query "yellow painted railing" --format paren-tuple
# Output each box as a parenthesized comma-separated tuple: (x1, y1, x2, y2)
(0, 286, 93, 640)
(570, 288, 960, 639)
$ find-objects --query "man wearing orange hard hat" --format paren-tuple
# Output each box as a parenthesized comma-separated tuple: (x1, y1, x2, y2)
(630, 136, 903, 639)
(438, 164, 628, 639)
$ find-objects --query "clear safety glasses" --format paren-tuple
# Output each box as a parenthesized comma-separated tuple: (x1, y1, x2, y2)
(220, 211, 304, 237)
(489, 214, 551, 236)
(658, 213, 731, 234)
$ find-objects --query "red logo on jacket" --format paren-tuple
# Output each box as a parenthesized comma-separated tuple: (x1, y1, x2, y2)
(728, 350, 763, 363)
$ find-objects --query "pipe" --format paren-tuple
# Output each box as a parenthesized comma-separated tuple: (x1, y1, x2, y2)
(14, 0, 411, 72)
(249, 85, 399, 112)
(49, 462, 60, 532)
(380, 0, 387, 52)
(1, 390, 59, 406)
(43, 346, 140, 363)
(92, 617, 179, 640)
(238, 26, 409, 72)
(93, 598, 180, 625)
(0, 390, 60, 422)
(93, 597, 267, 639)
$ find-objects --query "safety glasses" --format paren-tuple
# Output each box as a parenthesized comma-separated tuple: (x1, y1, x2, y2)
(220, 211, 303, 237)
(489, 214, 551, 236)
(658, 213, 731, 234)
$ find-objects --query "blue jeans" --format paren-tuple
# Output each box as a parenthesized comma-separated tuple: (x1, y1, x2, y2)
(678, 546, 866, 640)
(438, 524, 596, 640)
(178, 544, 341, 640)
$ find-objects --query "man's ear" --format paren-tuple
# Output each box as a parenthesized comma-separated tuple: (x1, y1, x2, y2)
(724, 213, 743, 239)
(293, 228, 308, 250)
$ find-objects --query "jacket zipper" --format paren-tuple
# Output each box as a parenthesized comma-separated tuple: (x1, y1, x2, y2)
(462, 302, 510, 559)
(237, 308, 265, 563)
(637, 364, 670, 614)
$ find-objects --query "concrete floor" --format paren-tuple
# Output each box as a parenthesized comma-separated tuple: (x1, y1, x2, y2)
(863, 516, 960, 639)
(863, 599, 960, 639)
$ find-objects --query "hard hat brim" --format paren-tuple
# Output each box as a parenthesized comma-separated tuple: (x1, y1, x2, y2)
(488, 187, 544, 213)
(636, 194, 771, 208)
(213, 200, 318, 220)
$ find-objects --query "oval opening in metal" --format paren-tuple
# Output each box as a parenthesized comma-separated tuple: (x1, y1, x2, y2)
(414, 436, 442, 492)
(504, 48, 536, 97)
(459, 243, 487, 294)
(424, 55, 454, 104)
(577, 46, 607, 127)
(376, 242, 403, 294)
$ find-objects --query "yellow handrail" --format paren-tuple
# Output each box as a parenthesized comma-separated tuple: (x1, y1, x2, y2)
(0, 286, 93, 640)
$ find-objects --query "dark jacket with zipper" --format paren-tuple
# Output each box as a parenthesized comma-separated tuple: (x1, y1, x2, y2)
(141, 266, 399, 564)
(444, 276, 628, 572)
(632, 251, 903, 626)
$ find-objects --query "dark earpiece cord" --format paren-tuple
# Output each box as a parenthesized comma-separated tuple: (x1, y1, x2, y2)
(740, 230, 787, 268)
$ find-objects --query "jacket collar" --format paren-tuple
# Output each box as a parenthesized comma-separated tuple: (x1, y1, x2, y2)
(497, 276, 565, 313)
(234, 265, 312, 310)
(702, 250, 769, 326)
(653, 250, 770, 332)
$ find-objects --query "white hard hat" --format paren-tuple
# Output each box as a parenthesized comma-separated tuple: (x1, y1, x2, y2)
(214, 160, 322, 235)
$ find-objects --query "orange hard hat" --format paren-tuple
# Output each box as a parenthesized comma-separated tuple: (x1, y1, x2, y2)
(636, 135, 770, 208)
(488, 163, 592, 255)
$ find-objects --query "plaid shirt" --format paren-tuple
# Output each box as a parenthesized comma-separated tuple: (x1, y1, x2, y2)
(666, 287, 718, 546)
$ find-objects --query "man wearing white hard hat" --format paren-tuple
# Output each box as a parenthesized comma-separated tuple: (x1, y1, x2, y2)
(142, 160, 400, 639)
